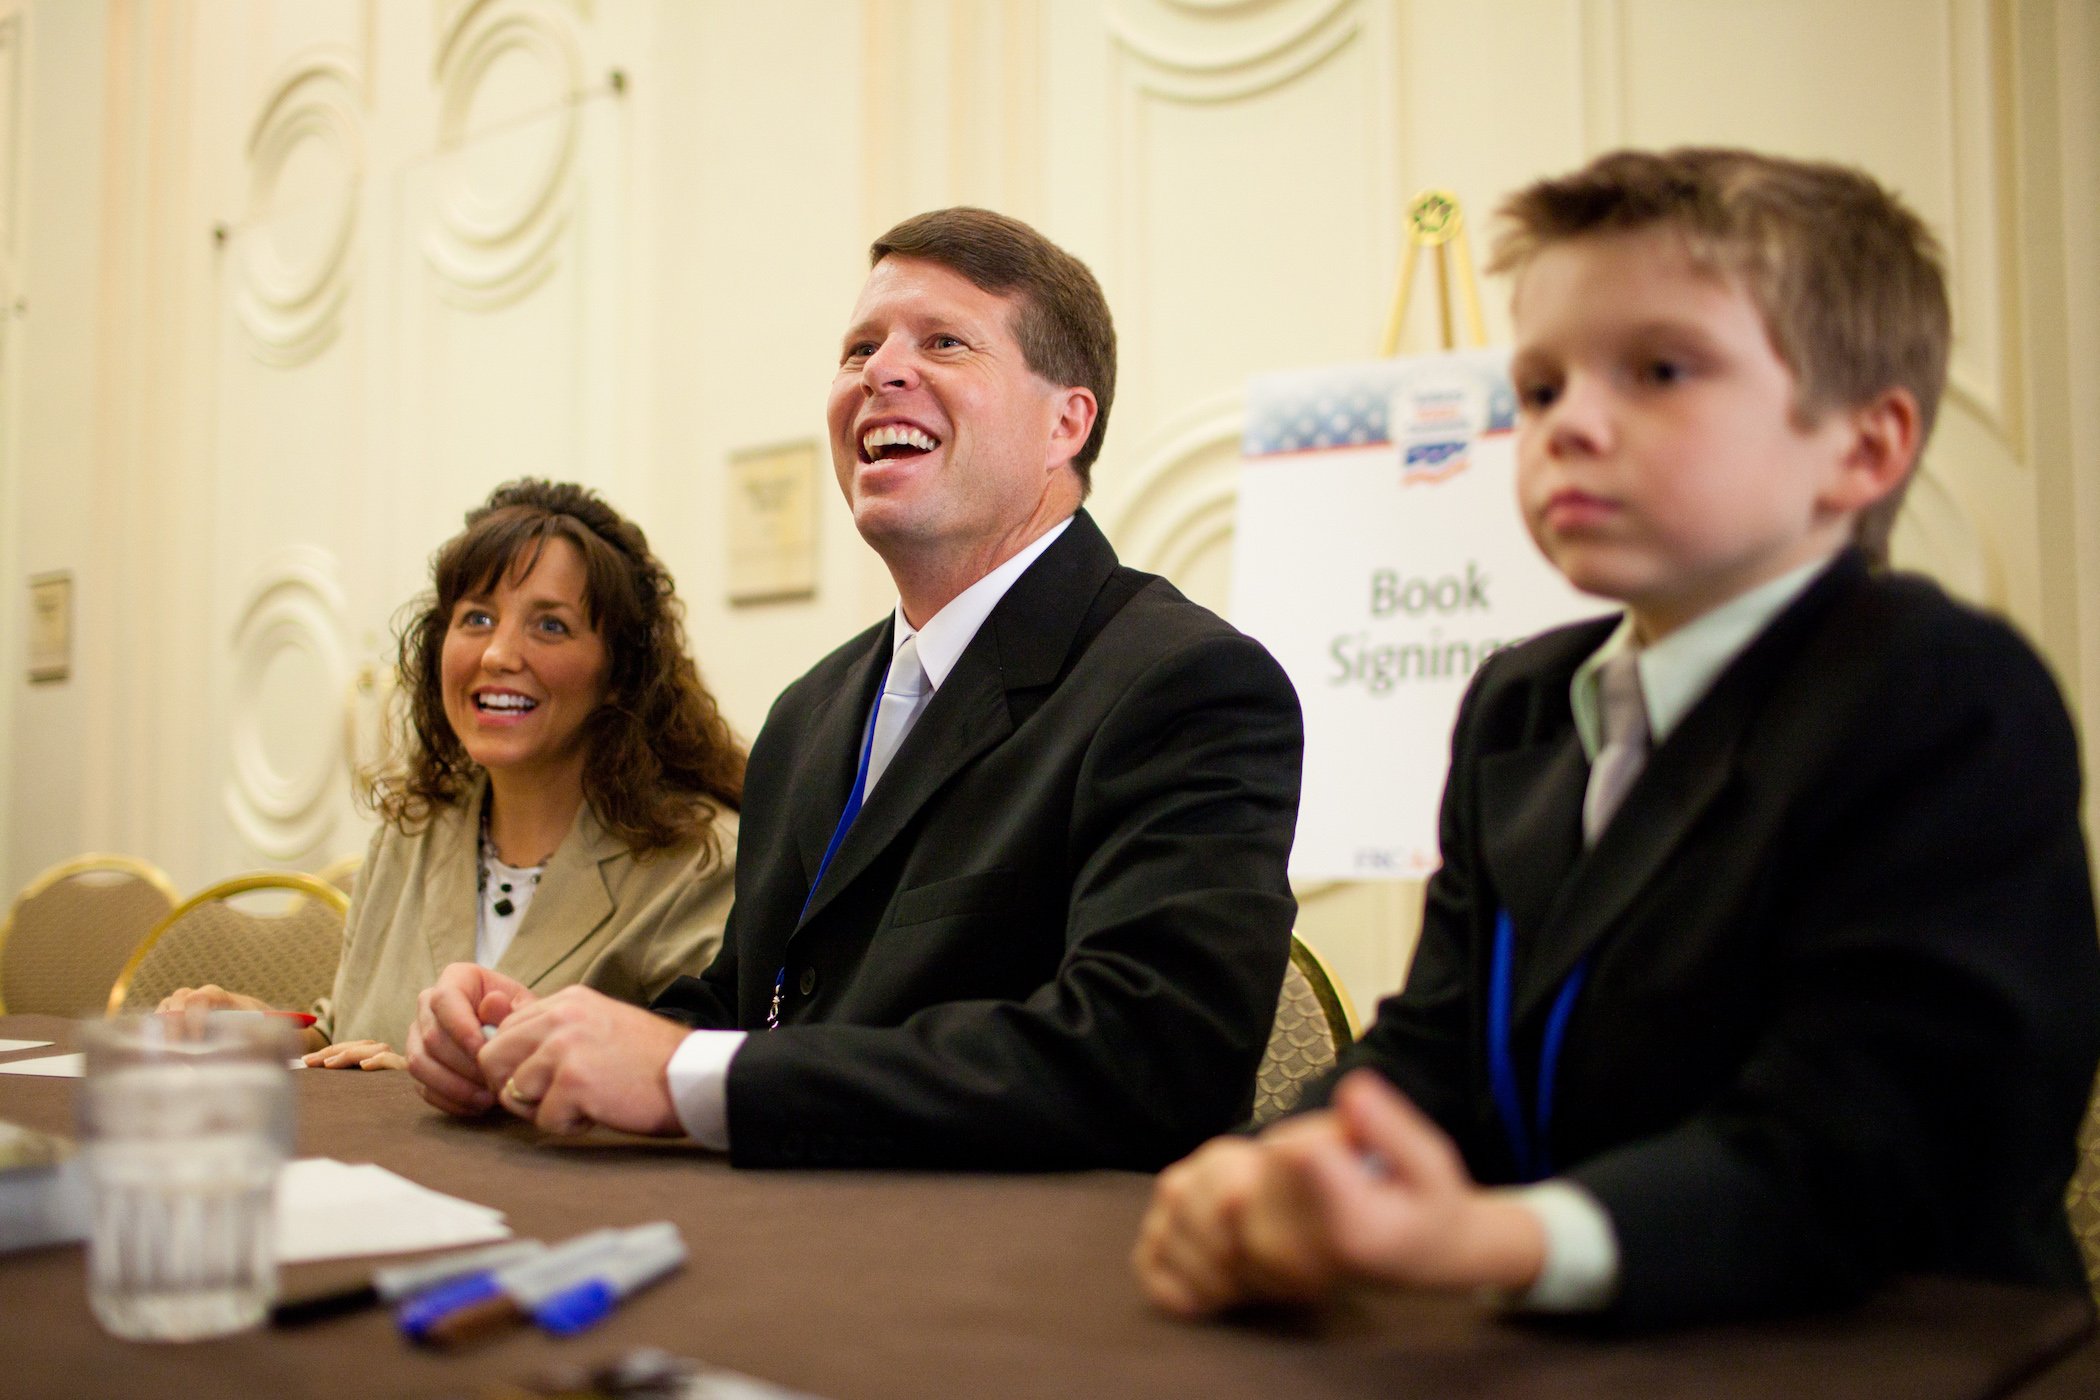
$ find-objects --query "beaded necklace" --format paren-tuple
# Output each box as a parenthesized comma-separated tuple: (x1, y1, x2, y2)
(477, 802, 554, 918)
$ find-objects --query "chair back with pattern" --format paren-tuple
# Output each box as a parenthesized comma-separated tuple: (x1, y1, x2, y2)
(0, 856, 180, 1016)
(1247, 935, 1359, 1128)
(107, 873, 350, 1016)
(2068, 1070, 2100, 1308)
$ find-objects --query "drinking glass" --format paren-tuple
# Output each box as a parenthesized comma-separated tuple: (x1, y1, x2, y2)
(76, 1013, 297, 1341)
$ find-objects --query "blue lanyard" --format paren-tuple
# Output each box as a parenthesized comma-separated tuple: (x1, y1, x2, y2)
(770, 659, 891, 1030)
(1486, 908, 1589, 1181)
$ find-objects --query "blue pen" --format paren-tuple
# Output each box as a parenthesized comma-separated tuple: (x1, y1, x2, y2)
(496, 1224, 677, 1315)
(532, 1222, 687, 1336)
(395, 1272, 502, 1338)
(272, 1238, 547, 1326)
(374, 1239, 546, 1302)
(397, 1227, 625, 1341)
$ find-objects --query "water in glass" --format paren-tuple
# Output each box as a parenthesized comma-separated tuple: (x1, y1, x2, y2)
(78, 1019, 295, 1342)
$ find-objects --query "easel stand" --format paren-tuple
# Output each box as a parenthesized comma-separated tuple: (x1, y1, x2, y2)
(1379, 189, 1488, 355)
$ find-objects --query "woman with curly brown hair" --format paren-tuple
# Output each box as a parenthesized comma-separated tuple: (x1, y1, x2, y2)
(162, 480, 743, 1068)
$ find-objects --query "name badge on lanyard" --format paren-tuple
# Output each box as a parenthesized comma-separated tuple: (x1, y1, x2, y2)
(1487, 908, 1590, 1181)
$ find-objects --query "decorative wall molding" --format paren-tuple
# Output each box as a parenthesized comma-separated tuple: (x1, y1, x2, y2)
(435, 0, 477, 44)
(1162, 0, 1275, 14)
(1894, 463, 1995, 607)
(425, 0, 584, 310)
(1107, 0, 1360, 102)
(1899, 376, 2006, 610)
(1101, 388, 1244, 581)
(436, 0, 590, 49)
(1943, 0, 2015, 452)
(345, 655, 401, 808)
(223, 549, 350, 860)
(1576, 2, 2014, 451)
(234, 53, 363, 367)
(1576, 0, 1626, 155)
(0, 12, 22, 263)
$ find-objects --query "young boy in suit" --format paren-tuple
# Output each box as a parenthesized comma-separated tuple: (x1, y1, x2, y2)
(1132, 147, 2100, 1329)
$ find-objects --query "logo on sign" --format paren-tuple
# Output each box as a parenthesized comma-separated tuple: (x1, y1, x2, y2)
(1393, 364, 1518, 486)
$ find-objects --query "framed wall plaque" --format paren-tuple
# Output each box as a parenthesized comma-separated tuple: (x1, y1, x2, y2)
(727, 440, 820, 605)
(27, 570, 71, 682)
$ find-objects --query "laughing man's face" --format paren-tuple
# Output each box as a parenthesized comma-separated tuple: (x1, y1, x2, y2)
(827, 256, 1080, 595)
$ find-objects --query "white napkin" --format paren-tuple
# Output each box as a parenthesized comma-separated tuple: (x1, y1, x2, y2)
(0, 1053, 85, 1078)
(273, 1158, 511, 1264)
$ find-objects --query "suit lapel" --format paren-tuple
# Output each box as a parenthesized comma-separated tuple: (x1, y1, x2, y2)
(495, 798, 620, 990)
(1513, 715, 1740, 1021)
(1479, 737, 1586, 941)
(790, 624, 892, 885)
(1476, 617, 1613, 953)
(423, 781, 484, 973)
(794, 512, 1121, 931)
(796, 645, 1015, 929)
(1507, 550, 1866, 1023)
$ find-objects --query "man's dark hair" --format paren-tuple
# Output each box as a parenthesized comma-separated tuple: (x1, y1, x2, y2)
(871, 207, 1117, 489)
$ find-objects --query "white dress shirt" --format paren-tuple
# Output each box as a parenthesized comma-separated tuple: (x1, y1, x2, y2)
(666, 517, 1075, 1149)
(1501, 552, 1832, 1312)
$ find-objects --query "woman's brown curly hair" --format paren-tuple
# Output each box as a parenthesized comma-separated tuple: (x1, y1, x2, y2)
(369, 479, 743, 865)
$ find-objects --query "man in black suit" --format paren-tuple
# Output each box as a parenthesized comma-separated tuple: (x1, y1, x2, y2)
(406, 208, 1302, 1170)
(1133, 149, 2100, 1328)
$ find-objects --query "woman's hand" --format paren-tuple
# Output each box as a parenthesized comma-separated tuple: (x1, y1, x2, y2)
(157, 984, 272, 1016)
(302, 1039, 406, 1072)
(407, 963, 538, 1115)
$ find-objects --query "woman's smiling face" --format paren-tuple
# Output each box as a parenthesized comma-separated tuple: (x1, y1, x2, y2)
(439, 535, 610, 788)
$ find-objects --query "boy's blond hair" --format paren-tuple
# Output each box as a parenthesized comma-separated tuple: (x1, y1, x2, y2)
(1487, 148, 1950, 565)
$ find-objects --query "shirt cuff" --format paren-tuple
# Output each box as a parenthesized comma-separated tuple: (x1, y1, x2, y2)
(1494, 1178, 1620, 1312)
(665, 1029, 746, 1151)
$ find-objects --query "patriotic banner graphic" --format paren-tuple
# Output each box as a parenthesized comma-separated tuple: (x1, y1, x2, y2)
(1231, 348, 1602, 881)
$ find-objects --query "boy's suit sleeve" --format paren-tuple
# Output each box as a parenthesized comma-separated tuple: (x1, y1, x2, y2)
(1301, 658, 1498, 1130)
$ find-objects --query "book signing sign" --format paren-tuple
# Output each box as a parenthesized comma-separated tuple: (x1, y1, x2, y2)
(1230, 348, 1598, 881)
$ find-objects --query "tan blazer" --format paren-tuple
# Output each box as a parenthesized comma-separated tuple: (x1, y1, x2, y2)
(318, 780, 735, 1049)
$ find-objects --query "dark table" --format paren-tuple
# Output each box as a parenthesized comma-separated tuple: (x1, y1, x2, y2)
(1, 1013, 2093, 1399)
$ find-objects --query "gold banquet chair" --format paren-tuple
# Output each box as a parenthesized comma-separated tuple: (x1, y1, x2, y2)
(0, 855, 181, 1016)
(106, 873, 350, 1017)
(2068, 1070, 2100, 1309)
(1247, 935, 1359, 1128)
(312, 852, 363, 897)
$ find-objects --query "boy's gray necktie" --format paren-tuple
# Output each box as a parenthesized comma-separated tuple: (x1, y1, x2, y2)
(864, 634, 930, 795)
(1583, 651, 1651, 846)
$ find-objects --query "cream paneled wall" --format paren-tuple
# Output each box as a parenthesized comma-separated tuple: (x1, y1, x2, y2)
(0, 0, 22, 928)
(5, 0, 2095, 1021)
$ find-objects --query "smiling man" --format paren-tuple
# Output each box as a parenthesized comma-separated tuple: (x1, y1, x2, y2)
(406, 207, 1305, 1169)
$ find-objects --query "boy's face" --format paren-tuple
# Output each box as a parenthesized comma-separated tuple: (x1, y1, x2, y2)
(1508, 226, 1866, 640)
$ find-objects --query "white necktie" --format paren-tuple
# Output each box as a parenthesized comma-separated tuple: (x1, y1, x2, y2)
(863, 634, 930, 796)
(1582, 651, 1651, 846)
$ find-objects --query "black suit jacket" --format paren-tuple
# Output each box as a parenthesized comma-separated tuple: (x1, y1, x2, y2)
(653, 512, 1303, 1170)
(1316, 550, 2100, 1327)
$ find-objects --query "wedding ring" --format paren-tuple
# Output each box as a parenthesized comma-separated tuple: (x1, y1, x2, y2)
(501, 1080, 540, 1107)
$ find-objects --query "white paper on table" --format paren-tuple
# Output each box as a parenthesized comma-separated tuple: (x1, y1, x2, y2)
(273, 1158, 511, 1264)
(0, 1039, 54, 1054)
(0, 1053, 85, 1078)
